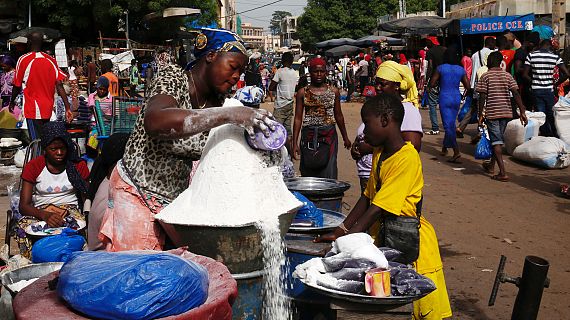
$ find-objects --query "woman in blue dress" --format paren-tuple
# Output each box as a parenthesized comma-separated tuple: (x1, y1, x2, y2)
(428, 46, 471, 162)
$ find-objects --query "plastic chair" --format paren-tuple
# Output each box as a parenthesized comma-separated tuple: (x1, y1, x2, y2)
(4, 139, 82, 256)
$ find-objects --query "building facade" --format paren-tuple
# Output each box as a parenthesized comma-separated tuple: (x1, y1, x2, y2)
(241, 22, 264, 49)
(280, 16, 299, 48)
(218, 0, 237, 32)
(263, 34, 281, 52)
(448, 0, 570, 19)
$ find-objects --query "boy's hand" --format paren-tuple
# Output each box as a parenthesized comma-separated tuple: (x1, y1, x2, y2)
(519, 113, 528, 127)
(478, 116, 484, 127)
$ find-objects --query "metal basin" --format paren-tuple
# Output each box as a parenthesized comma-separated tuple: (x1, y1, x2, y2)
(159, 209, 298, 274)
(1, 262, 63, 297)
(284, 177, 351, 196)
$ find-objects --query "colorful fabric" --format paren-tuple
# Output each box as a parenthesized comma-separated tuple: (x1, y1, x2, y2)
(130, 65, 139, 86)
(99, 168, 165, 251)
(38, 121, 89, 194)
(122, 63, 208, 203)
(14, 52, 67, 119)
(15, 204, 84, 259)
(0, 69, 14, 108)
(102, 72, 119, 96)
(376, 61, 420, 107)
(500, 49, 516, 73)
(302, 85, 336, 127)
(476, 68, 518, 119)
(309, 57, 326, 69)
(188, 27, 247, 69)
(234, 85, 264, 106)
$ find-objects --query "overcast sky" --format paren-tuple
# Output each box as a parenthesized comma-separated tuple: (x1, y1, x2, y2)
(236, 0, 307, 32)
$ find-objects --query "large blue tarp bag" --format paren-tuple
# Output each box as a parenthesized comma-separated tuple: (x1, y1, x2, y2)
(57, 251, 209, 320)
(31, 228, 85, 263)
(293, 191, 324, 227)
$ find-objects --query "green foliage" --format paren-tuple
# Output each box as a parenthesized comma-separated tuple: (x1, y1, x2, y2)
(297, 0, 460, 50)
(270, 10, 292, 35)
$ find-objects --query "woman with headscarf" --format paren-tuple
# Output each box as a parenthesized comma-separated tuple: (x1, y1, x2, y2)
(350, 61, 424, 192)
(17, 122, 89, 257)
(99, 28, 275, 252)
(291, 57, 351, 179)
(0, 55, 16, 110)
(428, 46, 471, 163)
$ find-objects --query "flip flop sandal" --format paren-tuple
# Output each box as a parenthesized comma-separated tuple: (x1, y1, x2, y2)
(447, 154, 462, 163)
(491, 175, 510, 182)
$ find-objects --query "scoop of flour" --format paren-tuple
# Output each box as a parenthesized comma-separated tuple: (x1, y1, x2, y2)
(156, 124, 301, 227)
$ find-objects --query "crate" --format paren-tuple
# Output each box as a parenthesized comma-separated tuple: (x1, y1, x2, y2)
(111, 96, 143, 134)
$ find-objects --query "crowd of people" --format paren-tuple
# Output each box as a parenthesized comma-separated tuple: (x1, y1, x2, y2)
(1, 24, 569, 320)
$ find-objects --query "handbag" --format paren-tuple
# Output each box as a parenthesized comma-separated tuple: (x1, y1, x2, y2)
(300, 126, 334, 170)
(475, 126, 493, 160)
(375, 156, 421, 265)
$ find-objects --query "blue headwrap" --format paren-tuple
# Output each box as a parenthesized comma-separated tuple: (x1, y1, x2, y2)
(186, 27, 247, 70)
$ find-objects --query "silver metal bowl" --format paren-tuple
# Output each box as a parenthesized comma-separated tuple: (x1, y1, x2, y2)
(1, 262, 63, 296)
(284, 177, 351, 196)
(159, 209, 298, 274)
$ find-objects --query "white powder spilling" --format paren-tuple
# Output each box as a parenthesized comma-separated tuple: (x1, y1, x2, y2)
(156, 124, 301, 226)
(8, 278, 39, 292)
(156, 124, 301, 320)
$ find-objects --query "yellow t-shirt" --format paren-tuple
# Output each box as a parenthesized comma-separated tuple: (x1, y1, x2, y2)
(364, 142, 443, 274)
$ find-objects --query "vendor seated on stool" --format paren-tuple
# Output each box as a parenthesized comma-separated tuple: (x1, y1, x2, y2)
(17, 122, 89, 258)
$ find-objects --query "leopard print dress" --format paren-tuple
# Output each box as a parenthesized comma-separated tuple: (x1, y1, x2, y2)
(121, 63, 208, 204)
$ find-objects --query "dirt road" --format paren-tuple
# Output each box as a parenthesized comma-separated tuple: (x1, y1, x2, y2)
(288, 101, 569, 319)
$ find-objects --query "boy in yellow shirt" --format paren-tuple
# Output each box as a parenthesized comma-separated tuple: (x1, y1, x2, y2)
(318, 94, 451, 319)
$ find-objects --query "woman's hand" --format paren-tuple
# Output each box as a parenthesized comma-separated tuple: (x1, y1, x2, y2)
(343, 138, 352, 150)
(229, 107, 275, 137)
(291, 142, 300, 160)
(43, 211, 64, 228)
(351, 140, 361, 160)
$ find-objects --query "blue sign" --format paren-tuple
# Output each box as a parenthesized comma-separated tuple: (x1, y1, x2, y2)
(460, 14, 535, 35)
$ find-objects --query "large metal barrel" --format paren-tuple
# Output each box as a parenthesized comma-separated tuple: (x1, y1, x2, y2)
(231, 270, 264, 320)
(159, 209, 298, 274)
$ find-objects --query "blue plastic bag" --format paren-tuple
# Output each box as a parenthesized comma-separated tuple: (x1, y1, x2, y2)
(475, 127, 493, 160)
(457, 96, 477, 123)
(292, 191, 324, 227)
(31, 228, 85, 263)
(57, 251, 209, 320)
(421, 90, 429, 108)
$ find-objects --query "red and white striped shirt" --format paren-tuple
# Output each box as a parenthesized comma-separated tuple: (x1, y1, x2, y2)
(14, 51, 67, 119)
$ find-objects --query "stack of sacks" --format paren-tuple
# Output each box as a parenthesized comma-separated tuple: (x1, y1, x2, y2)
(0, 138, 22, 148)
(504, 111, 545, 155)
(293, 233, 388, 294)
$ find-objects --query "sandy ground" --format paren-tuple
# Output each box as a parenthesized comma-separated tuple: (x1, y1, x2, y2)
(0, 101, 568, 319)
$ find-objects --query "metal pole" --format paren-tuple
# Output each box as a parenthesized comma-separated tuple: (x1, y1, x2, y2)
(511, 256, 550, 320)
(442, 0, 446, 18)
(125, 10, 130, 49)
(28, 0, 32, 27)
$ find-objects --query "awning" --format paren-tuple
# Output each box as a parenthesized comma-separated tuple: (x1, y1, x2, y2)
(378, 16, 452, 35)
(459, 14, 535, 35)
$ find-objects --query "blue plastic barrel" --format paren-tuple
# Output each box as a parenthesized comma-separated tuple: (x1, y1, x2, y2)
(232, 270, 264, 320)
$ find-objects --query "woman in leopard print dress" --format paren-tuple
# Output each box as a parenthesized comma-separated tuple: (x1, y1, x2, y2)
(99, 28, 276, 251)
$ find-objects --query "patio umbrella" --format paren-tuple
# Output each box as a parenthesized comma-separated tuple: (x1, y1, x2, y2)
(9, 27, 61, 42)
(316, 38, 355, 49)
(353, 35, 404, 47)
(325, 45, 360, 57)
(379, 16, 452, 34)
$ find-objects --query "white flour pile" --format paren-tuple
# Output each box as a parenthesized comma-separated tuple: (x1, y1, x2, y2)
(156, 124, 300, 320)
(8, 278, 39, 292)
(156, 124, 301, 226)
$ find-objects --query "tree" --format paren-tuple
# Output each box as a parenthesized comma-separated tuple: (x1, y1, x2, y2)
(297, 0, 456, 50)
(269, 10, 292, 35)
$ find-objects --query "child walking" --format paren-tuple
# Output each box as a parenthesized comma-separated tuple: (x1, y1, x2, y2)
(476, 51, 528, 182)
(317, 94, 452, 319)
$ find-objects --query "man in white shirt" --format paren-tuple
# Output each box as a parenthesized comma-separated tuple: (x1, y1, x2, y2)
(356, 57, 369, 93)
(269, 52, 298, 151)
